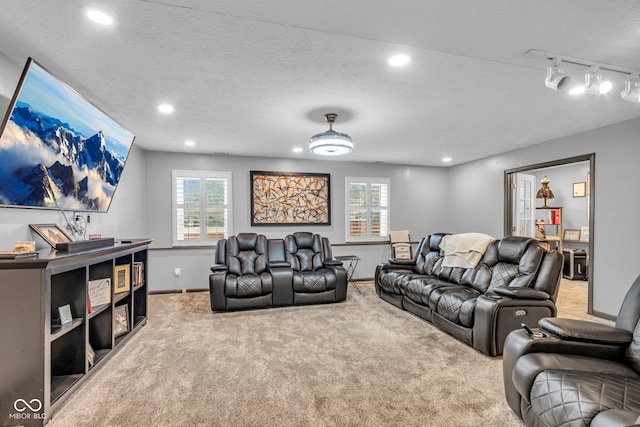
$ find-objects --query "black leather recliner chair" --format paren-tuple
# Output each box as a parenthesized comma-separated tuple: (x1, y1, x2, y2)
(285, 232, 347, 305)
(503, 274, 640, 427)
(209, 233, 275, 310)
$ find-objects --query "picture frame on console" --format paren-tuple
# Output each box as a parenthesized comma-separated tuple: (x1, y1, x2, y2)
(114, 265, 131, 294)
(29, 223, 72, 248)
(113, 304, 129, 337)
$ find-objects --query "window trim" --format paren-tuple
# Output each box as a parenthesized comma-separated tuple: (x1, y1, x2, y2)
(171, 170, 233, 247)
(345, 176, 390, 242)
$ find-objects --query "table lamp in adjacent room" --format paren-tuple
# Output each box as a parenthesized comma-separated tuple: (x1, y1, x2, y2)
(536, 175, 555, 207)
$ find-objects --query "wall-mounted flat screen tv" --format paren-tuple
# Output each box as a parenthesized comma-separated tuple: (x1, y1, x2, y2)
(0, 57, 134, 212)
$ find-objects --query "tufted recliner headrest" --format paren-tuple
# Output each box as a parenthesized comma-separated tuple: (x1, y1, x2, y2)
(285, 232, 324, 271)
(288, 232, 319, 250)
(429, 233, 449, 251)
(617, 275, 640, 372)
(617, 275, 640, 334)
(227, 233, 268, 275)
(235, 233, 261, 251)
(477, 236, 543, 292)
(498, 236, 537, 263)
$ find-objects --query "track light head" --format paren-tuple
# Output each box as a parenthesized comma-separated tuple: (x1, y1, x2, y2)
(621, 77, 640, 103)
(584, 67, 612, 95)
(545, 60, 571, 91)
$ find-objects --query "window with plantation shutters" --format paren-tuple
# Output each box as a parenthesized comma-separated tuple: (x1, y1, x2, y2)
(172, 170, 232, 246)
(346, 177, 389, 242)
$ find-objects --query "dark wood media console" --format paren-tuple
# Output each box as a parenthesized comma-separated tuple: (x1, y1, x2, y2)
(0, 239, 152, 426)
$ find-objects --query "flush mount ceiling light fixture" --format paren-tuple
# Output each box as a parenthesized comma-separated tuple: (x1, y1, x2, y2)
(309, 113, 353, 156)
(545, 59, 571, 91)
(621, 76, 640, 103)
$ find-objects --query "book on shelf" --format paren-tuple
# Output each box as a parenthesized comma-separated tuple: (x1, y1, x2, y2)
(133, 262, 145, 286)
(548, 209, 560, 225)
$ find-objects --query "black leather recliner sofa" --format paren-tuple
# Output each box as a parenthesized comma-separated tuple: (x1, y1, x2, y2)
(503, 274, 640, 427)
(375, 233, 563, 356)
(210, 232, 347, 311)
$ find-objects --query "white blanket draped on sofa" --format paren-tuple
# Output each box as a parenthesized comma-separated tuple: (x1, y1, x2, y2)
(440, 232, 497, 268)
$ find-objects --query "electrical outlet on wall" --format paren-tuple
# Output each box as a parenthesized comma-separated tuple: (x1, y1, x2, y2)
(174, 268, 181, 277)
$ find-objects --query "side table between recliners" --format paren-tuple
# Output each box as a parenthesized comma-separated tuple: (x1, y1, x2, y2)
(335, 255, 361, 294)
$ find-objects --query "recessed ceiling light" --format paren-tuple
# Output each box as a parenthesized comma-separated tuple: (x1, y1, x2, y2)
(185, 140, 195, 147)
(157, 103, 175, 114)
(86, 9, 113, 26)
(442, 157, 452, 163)
(292, 147, 303, 153)
(388, 54, 411, 67)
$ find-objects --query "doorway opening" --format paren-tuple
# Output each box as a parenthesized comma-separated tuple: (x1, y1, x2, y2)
(504, 154, 595, 316)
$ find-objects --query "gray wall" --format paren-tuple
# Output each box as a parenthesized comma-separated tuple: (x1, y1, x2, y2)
(144, 152, 450, 291)
(448, 118, 640, 317)
(0, 144, 147, 246)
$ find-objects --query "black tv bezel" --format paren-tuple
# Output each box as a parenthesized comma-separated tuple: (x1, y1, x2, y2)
(0, 57, 135, 213)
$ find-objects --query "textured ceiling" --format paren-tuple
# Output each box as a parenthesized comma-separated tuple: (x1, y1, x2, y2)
(0, 0, 639, 166)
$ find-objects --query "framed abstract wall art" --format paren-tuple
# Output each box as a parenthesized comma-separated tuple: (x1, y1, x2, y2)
(250, 171, 331, 225)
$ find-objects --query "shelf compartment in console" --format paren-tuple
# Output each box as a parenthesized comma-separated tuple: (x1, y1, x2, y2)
(50, 318, 83, 341)
(114, 291, 130, 304)
(50, 324, 85, 403)
(88, 302, 111, 319)
(89, 348, 111, 370)
(133, 315, 146, 329)
(51, 374, 84, 404)
(133, 281, 145, 292)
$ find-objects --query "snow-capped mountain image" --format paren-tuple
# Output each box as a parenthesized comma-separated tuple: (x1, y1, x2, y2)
(0, 59, 134, 211)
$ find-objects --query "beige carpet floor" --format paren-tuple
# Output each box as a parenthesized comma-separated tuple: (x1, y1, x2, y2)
(46, 279, 601, 427)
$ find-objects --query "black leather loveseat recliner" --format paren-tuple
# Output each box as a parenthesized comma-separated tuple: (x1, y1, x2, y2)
(375, 233, 563, 356)
(503, 274, 640, 427)
(210, 232, 347, 311)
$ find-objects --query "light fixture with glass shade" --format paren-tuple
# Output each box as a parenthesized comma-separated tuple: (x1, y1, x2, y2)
(309, 113, 353, 156)
(621, 76, 640, 103)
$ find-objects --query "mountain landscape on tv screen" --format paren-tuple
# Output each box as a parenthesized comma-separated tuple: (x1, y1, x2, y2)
(0, 102, 127, 211)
